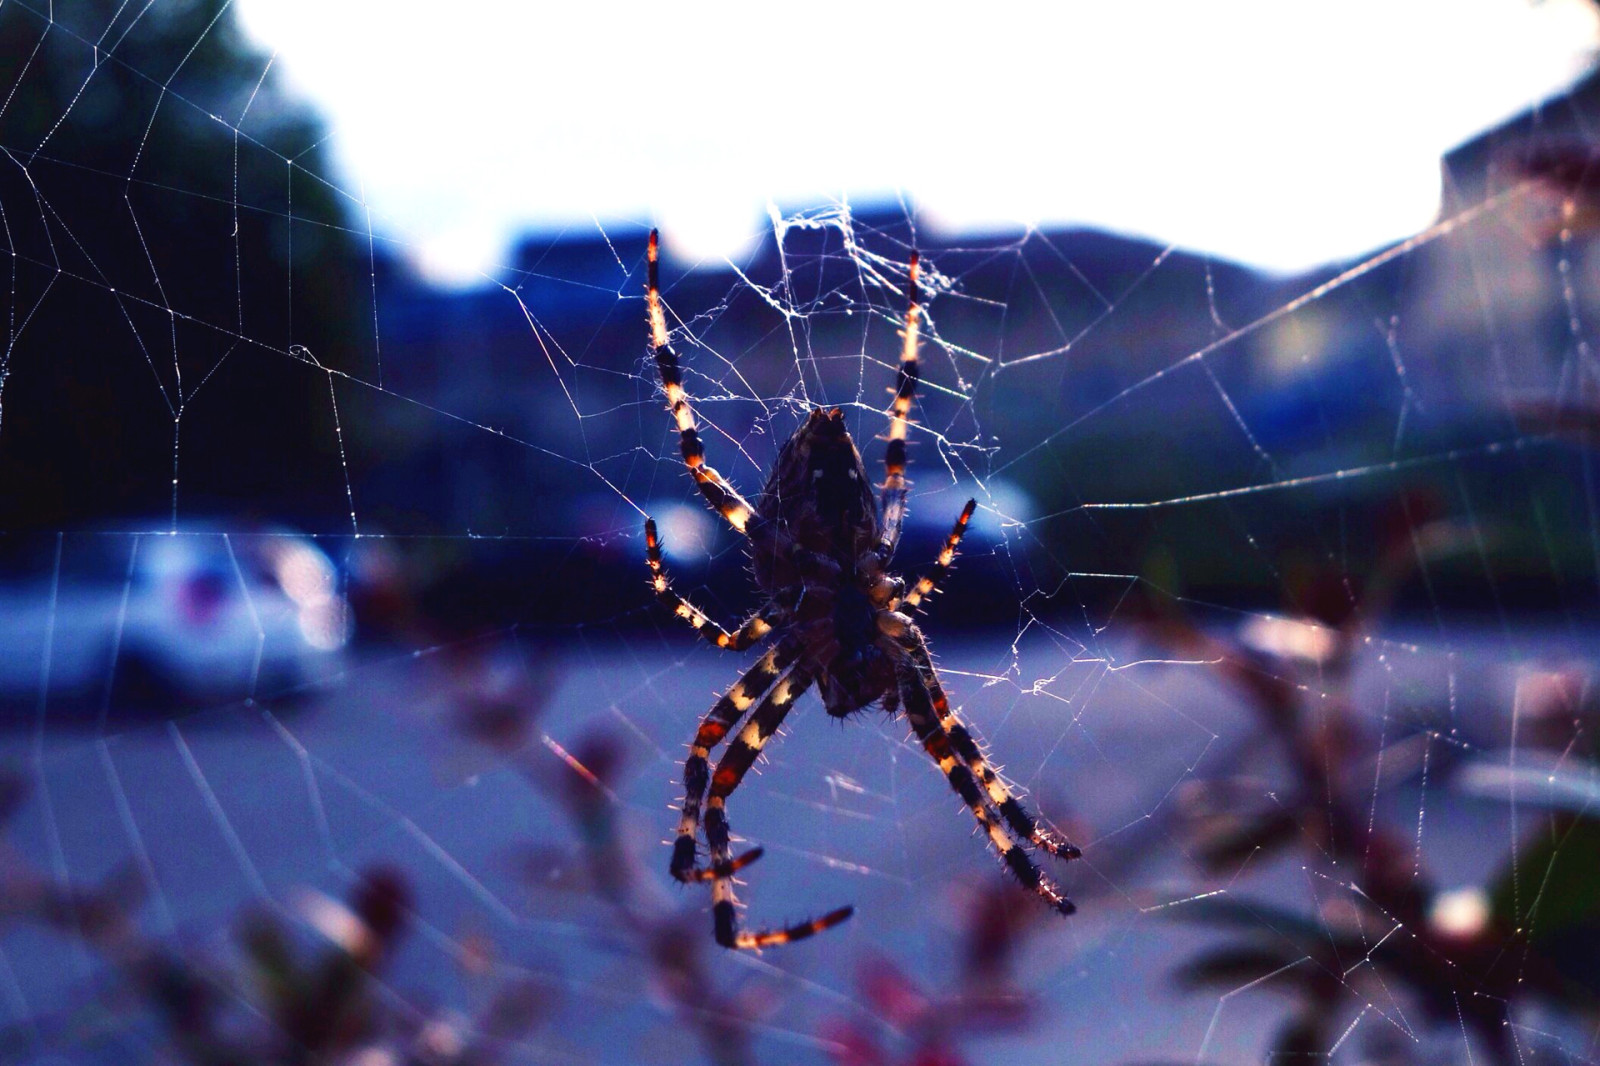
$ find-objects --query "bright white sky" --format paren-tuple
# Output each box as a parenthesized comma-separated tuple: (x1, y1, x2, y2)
(234, 0, 1599, 287)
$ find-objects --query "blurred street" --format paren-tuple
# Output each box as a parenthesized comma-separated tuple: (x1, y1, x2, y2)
(0, 620, 1585, 1063)
(2, 3, 1598, 1061)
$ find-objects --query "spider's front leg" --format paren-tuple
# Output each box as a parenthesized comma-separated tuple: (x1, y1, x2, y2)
(896, 498, 977, 613)
(648, 230, 759, 535)
(645, 519, 775, 650)
(877, 252, 921, 561)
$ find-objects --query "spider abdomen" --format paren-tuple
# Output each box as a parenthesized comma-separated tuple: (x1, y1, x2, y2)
(807, 582, 893, 717)
(832, 584, 878, 651)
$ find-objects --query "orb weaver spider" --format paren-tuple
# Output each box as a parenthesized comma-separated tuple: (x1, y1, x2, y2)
(643, 231, 1078, 949)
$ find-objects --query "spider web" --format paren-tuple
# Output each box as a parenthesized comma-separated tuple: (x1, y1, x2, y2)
(1, 3, 1599, 1064)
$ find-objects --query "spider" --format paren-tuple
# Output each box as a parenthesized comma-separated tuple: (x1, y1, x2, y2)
(642, 231, 1079, 950)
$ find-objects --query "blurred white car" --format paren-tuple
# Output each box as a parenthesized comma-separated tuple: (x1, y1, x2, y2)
(0, 529, 351, 714)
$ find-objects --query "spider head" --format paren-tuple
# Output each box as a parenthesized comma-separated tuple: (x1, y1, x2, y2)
(759, 407, 880, 563)
(796, 407, 875, 542)
(800, 406, 852, 448)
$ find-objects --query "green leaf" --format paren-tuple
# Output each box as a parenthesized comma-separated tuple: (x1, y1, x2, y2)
(1489, 814, 1600, 997)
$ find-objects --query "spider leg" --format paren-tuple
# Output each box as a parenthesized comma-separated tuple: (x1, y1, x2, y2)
(671, 639, 801, 883)
(876, 252, 921, 561)
(645, 519, 776, 650)
(702, 666, 854, 949)
(896, 656, 1076, 915)
(896, 498, 976, 612)
(648, 230, 759, 535)
(900, 629, 1081, 862)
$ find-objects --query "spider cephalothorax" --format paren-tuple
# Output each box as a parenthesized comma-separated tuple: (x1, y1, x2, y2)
(752, 407, 898, 717)
(643, 231, 1079, 950)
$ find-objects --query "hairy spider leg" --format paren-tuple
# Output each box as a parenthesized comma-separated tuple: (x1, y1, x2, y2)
(902, 632, 1081, 862)
(877, 252, 921, 560)
(897, 658, 1076, 915)
(645, 519, 775, 650)
(897, 498, 977, 612)
(671, 639, 803, 883)
(703, 667, 854, 949)
(649, 230, 758, 534)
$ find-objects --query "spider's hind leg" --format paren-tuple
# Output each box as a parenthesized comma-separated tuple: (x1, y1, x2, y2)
(897, 657, 1076, 916)
(701, 666, 854, 949)
(903, 631, 1080, 862)
(671, 640, 799, 883)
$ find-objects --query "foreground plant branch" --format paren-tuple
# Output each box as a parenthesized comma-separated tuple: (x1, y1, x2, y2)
(1135, 511, 1600, 1063)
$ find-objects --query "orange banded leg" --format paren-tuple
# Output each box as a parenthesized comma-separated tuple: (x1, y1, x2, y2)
(648, 230, 758, 534)
(898, 498, 976, 612)
(645, 519, 774, 650)
(897, 660, 1075, 916)
(877, 252, 921, 560)
(671, 640, 801, 883)
(702, 668, 853, 949)
(902, 632, 1080, 862)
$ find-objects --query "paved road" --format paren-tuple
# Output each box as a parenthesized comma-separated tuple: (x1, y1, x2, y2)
(0, 623, 1578, 1064)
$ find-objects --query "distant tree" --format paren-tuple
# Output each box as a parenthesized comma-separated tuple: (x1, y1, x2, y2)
(0, 0, 366, 530)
